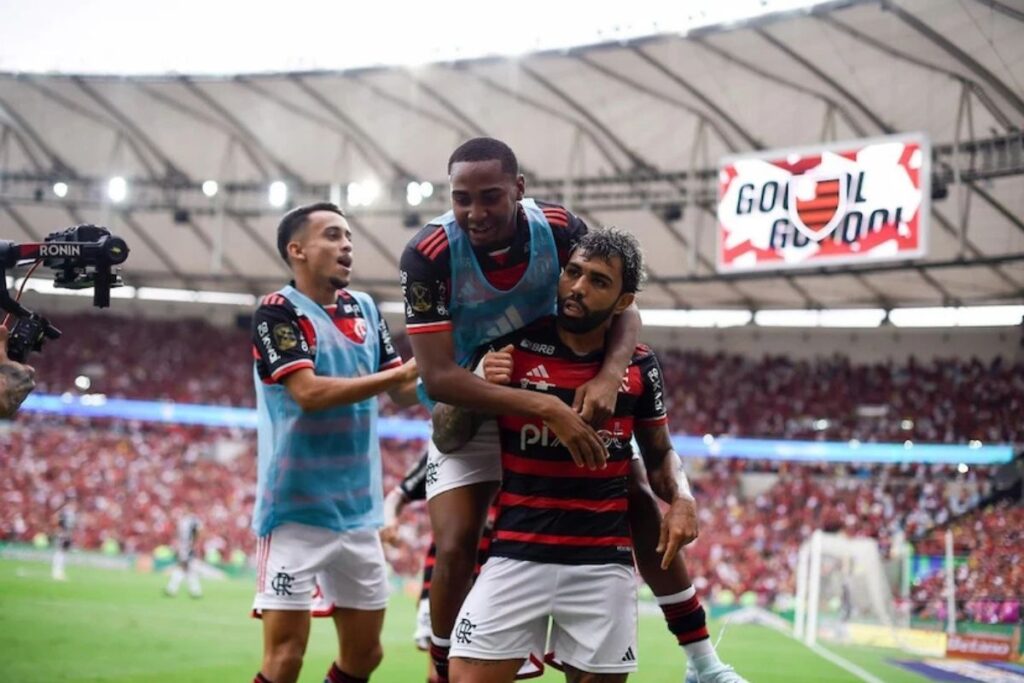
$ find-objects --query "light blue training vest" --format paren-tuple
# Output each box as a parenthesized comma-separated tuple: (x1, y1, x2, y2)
(252, 285, 383, 536)
(417, 198, 560, 406)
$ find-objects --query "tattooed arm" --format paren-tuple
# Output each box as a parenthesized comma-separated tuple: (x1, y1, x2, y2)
(430, 345, 514, 453)
(0, 326, 35, 419)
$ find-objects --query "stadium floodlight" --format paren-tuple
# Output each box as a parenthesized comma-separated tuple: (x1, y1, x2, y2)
(347, 181, 380, 207)
(107, 176, 128, 203)
(52, 182, 69, 198)
(419, 181, 434, 198)
(406, 181, 424, 207)
(268, 181, 288, 208)
(202, 180, 219, 198)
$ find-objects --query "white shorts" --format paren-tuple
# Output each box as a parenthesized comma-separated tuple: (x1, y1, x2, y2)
(252, 523, 389, 614)
(450, 557, 639, 674)
(425, 419, 502, 500)
(414, 595, 545, 678)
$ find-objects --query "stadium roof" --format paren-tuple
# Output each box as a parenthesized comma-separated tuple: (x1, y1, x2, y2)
(0, 0, 1021, 312)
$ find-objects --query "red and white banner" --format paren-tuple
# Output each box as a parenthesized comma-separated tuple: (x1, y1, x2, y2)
(945, 633, 1017, 661)
(717, 134, 930, 272)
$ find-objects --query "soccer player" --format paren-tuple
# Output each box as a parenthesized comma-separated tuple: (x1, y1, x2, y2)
(435, 228, 686, 681)
(403, 139, 742, 682)
(51, 499, 75, 581)
(250, 202, 419, 683)
(165, 513, 202, 598)
(401, 138, 640, 680)
(437, 230, 747, 683)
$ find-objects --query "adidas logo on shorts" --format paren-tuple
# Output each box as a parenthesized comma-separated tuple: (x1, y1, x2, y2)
(621, 646, 636, 662)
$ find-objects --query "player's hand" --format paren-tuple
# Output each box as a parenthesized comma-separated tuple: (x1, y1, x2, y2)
(379, 524, 401, 547)
(572, 370, 620, 426)
(657, 494, 699, 569)
(542, 397, 608, 470)
(398, 357, 418, 383)
(0, 325, 36, 419)
(482, 345, 514, 385)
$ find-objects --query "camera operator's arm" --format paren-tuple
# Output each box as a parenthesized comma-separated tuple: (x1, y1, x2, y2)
(0, 326, 35, 419)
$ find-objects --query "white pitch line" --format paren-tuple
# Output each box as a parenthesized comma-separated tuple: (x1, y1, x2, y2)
(805, 641, 887, 683)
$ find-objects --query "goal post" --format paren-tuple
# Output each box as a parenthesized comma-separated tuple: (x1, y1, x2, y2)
(794, 530, 897, 647)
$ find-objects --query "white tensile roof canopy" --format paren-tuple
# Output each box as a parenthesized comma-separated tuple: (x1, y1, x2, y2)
(0, 0, 1021, 311)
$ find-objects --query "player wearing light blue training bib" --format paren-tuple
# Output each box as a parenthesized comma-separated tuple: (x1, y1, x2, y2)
(249, 202, 419, 683)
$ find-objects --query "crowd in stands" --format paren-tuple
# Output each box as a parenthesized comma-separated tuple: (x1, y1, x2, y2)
(910, 500, 1023, 624)
(4, 413, 1016, 623)
(33, 314, 1023, 443)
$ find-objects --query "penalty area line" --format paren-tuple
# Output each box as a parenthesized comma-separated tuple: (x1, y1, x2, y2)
(802, 641, 887, 683)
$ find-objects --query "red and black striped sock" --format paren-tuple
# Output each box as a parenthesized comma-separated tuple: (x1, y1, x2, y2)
(658, 588, 712, 651)
(325, 662, 368, 683)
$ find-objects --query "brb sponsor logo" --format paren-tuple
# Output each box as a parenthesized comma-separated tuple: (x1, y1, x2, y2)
(717, 133, 929, 271)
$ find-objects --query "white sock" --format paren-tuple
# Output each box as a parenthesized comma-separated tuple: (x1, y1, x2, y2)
(186, 567, 202, 596)
(52, 550, 66, 578)
(166, 567, 184, 594)
(655, 586, 696, 605)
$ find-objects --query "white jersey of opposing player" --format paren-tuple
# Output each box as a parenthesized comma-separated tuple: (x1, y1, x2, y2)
(176, 516, 200, 557)
(58, 507, 77, 533)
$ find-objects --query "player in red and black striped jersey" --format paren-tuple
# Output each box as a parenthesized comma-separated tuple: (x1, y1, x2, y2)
(485, 335, 664, 568)
(440, 229, 746, 683)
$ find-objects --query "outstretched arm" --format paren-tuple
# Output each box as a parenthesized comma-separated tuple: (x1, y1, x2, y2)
(635, 422, 698, 569)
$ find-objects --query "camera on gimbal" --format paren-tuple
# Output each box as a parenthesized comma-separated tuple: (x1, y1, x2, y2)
(1, 225, 129, 362)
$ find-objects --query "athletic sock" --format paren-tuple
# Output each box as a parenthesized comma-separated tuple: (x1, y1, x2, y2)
(429, 634, 451, 682)
(657, 587, 722, 667)
(325, 662, 368, 683)
(253, 673, 273, 683)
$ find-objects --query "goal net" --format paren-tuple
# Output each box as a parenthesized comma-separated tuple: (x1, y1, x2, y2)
(794, 530, 897, 647)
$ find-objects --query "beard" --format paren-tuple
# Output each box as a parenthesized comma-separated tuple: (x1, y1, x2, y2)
(557, 294, 617, 334)
(328, 275, 349, 289)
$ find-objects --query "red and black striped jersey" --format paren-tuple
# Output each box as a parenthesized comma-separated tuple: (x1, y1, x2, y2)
(252, 287, 402, 384)
(488, 316, 668, 566)
(399, 200, 587, 336)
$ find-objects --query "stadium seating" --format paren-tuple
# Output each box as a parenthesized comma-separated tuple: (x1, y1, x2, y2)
(34, 313, 1022, 442)
(4, 413, 1015, 624)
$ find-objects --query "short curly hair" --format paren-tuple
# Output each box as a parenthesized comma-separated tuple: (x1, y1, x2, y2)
(571, 227, 646, 294)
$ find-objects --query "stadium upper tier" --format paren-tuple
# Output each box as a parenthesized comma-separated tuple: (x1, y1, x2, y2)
(31, 312, 1024, 444)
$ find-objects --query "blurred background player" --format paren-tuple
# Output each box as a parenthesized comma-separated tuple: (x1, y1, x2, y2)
(250, 202, 419, 683)
(51, 498, 76, 581)
(165, 513, 202, 598)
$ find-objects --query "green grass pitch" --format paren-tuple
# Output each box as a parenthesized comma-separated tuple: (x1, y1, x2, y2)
(0, 560, 929, 682)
